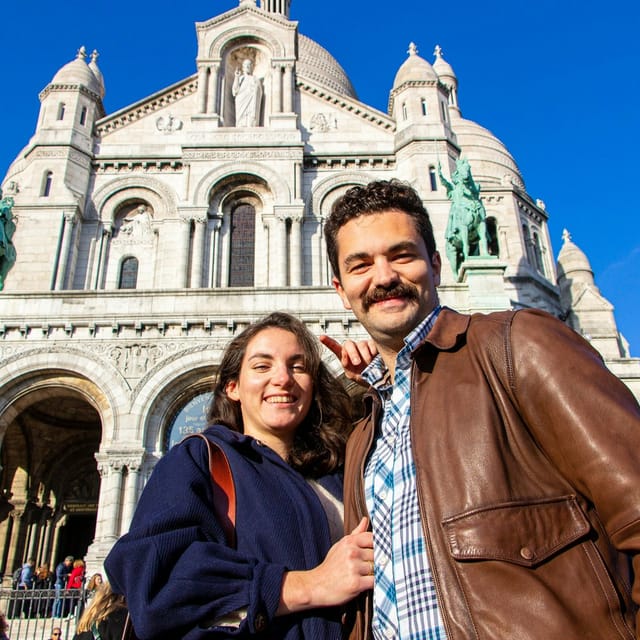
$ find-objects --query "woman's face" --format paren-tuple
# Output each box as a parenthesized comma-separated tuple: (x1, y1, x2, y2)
(226, 327, 314, 454)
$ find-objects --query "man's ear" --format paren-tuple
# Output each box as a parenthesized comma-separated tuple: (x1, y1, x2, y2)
(431, 251, 442, 287)
(332, 275, 353, 311)
(225, 380, 240, 401)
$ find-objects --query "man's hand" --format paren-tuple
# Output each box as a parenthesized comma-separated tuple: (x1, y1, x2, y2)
(320, 335, 377, 387)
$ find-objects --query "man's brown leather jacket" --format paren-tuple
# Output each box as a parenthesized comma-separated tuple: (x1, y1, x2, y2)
(343, 308, 640, 639)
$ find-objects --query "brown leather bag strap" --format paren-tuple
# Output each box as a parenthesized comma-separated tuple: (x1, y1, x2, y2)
(187, 432, 237, 548)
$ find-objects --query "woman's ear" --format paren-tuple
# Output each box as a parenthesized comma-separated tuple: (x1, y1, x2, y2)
(225, 380, 240, 401)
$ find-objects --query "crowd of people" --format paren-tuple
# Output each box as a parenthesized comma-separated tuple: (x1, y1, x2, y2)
(3, 178, 640, 639)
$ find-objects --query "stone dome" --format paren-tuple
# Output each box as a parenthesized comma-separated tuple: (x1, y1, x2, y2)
(50, 46, 103, 97)
(557, 230, 595, 285)
(452, 117, 525, 189)
(297, 34, 356, 98)
(432, 45, 456, 84)
(88, 50, 106, 99)
(393, 43, 438, 89)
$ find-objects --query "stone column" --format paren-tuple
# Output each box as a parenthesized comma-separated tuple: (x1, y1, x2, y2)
(209, 217, 223, 287)
(48, 514, 66, 568)
(177, 216, 192, 288)
(277, 215, 288, 286)
(93, 226, 111, 290)
(272, 63, 283, 114)
(219, 215, 231, 287)
(54, 212, 77, 290)
(120, 460, 142, 535)
(190, 215, 207, 288)
(198, 65, 208, 113)
(208, 64, 220, 115)
(283, 63, 294, 113)
(4, 509, 25, 572)
(290, 215, 302, 287)
(94, 456, 124, 542)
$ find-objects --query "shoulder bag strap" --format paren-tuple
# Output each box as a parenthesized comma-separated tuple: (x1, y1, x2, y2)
(91, 621, 103, 640)
(186, 432, 237, 548)
(121, 433, 237, 640)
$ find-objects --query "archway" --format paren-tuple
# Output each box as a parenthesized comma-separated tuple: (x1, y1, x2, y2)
(0, 382, 103, 581)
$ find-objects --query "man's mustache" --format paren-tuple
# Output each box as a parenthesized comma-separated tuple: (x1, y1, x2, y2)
(362, 283, 419, 310)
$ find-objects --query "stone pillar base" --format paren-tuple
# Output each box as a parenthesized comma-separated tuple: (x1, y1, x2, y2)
(458, 256, 511, 313)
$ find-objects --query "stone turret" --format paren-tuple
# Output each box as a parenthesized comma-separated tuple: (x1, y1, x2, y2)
(557, 229, 628, 358)
(259, 0, 291, 18)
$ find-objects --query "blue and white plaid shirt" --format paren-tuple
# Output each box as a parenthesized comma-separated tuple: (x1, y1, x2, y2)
(362, 305, 446, 640)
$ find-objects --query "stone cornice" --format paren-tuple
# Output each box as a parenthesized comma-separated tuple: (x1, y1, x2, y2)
(303, 155, 394, 171)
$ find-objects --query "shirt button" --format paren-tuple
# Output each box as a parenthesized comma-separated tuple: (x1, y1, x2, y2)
(254, 612, 267, 632)
(384, 627, 395, 639)
(379, 488, 388, 501)
(520, 547, 534, 561)
(379, 556, 389, 568)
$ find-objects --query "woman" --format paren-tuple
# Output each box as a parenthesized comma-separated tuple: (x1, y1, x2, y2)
(66, 559, 85, 590)
(105, 312, 374, 639)
(34, 563, 54, 617)
(85, 573, 104, 600)
(72, 582, 127, 640)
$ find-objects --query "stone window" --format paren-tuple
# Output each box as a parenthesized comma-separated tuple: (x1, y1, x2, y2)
(440, 101, 448, 123)
(402, 102, 408, 120)
(80, 106, 88, 126)
(429, 166, 437, 191)
(532, 230, 545, 275)
(118, 256, 139, 289)
(229, 203, 255, 286)
(421, 98, 428, 116)
(486, 217, 499, 257)
(57, 103, 66, 120)
(42, 171, 53, 197)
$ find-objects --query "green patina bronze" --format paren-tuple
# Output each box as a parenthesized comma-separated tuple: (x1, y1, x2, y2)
(438, 159, 489, 275)
(0, 191, 17, 290)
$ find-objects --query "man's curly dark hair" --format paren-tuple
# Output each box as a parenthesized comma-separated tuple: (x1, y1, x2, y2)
(324, 179, 437, 279)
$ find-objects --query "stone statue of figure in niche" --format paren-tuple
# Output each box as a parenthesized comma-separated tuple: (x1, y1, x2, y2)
(119, 204, 154, 243)
(232, 58, 263, 127)
(438, 158, 489, 276)
(0, 190, 17, 291)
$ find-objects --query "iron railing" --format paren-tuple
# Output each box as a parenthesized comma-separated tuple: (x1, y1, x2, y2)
(0, 587, 86, 640)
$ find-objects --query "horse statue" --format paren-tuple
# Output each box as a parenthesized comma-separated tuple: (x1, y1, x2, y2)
(0, 191, 17, 290)
(438, 159, 489, 276)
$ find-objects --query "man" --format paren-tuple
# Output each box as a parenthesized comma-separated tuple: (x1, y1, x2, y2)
(18, 557, 35, 589)
(322, 179, 640, 639)
(52, 555, 73, 618)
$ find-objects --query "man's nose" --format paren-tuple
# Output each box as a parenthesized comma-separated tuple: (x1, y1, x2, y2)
(372, 258, 399, 287)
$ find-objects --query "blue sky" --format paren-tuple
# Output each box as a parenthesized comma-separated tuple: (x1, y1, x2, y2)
(2, 0, 638, 355)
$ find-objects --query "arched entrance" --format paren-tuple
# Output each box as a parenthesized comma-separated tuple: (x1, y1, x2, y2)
(0, 378, 103, 582)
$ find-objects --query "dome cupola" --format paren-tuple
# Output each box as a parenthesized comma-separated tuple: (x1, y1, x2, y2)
(392, 42, 438, 89)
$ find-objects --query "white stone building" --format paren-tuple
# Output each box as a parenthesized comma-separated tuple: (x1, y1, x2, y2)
(0, 0, 638, 577)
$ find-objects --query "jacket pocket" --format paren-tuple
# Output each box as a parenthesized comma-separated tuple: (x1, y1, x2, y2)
(442, 494, 590, 567)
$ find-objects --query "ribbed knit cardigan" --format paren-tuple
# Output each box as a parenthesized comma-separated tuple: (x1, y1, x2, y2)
(105, 425, 344, 639)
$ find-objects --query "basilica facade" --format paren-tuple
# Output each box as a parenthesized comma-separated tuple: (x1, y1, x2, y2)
(1, 0, 638, 578)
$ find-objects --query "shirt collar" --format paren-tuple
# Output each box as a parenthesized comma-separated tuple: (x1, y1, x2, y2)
(362, 305, 442, 388)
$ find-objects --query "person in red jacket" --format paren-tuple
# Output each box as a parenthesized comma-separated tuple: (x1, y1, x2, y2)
(66, 559, 85, 590)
